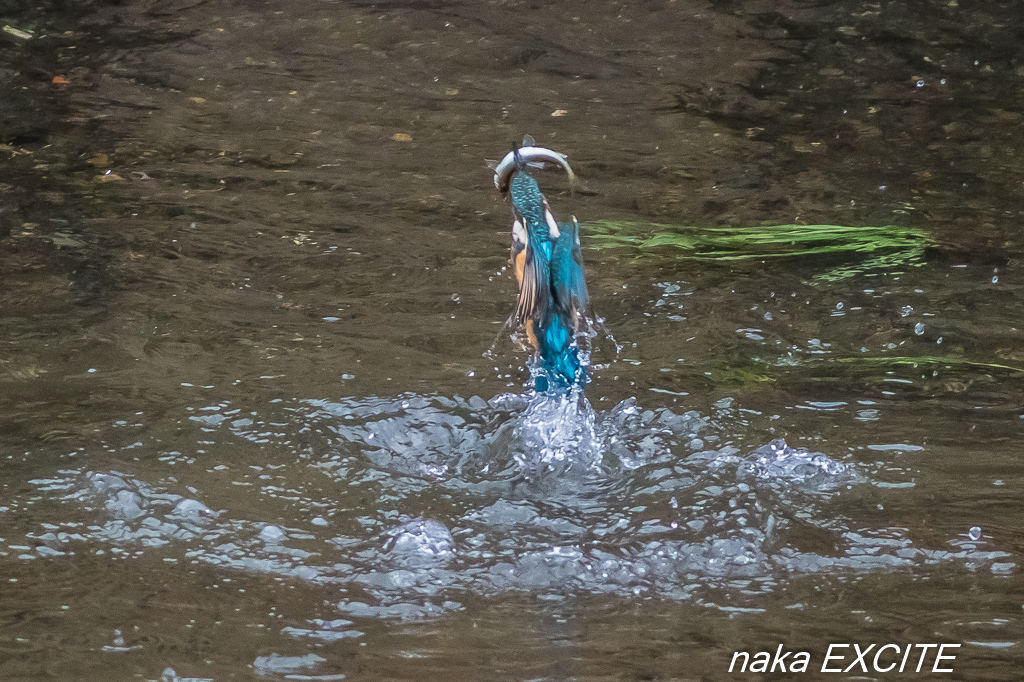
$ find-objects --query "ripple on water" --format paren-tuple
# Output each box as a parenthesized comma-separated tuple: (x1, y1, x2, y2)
(18, 391, 1015, 621)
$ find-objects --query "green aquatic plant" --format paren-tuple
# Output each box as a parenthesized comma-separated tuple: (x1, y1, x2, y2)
(583, 221, 932, 281)
(705, 363, 777, 388)
(763, 353, 1024, 376)
(827, 355, 1024, 375)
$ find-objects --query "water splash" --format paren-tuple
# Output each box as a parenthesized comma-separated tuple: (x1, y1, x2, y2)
(15, 392, 1014, 621)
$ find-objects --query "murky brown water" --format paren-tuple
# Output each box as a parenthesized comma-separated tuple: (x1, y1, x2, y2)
(3, 0, 1024, 679)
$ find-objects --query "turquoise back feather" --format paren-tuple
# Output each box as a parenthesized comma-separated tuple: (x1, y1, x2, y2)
(509, 173, 551, 244)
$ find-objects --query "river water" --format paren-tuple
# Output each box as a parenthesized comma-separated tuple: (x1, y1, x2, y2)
(2, 0, 1023, 679)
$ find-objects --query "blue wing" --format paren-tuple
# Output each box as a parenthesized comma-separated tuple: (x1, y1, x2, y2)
(551, 216, 590, 329)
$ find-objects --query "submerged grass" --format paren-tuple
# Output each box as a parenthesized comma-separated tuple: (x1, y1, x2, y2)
(828, 355, 1024, 375)
(767, 354, 1024, 375)
(583, 221, 932, 281)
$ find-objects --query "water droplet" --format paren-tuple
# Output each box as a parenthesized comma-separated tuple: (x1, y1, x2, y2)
(900, 305, 913, 317)
(936, 336, 943, 344)
(467, 371, 475, 377)
(763, 311, 773, 321)
(914, 322, 925, 335)
(451, 293, 461, 302)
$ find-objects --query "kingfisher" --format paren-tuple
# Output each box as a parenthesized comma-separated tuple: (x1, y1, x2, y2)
(488, 138, 590, 392)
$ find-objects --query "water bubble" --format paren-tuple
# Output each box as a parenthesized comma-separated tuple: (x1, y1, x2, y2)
(916, 79, 925, 87)
(936, 337, 943, 344)
(914, 322, 925, 336)
(401, 400, 410, 409)
(388, 520, 455, 566)
(172, 499, 215, 517)
(763, 312, 773, 321)
(900, 305, 913, 317)
(992, 275, 999, 284)
(161, 668, 185, 682)
(451, 293, 460, 302)
(254, 654, 326, 677)
(341, 373, 355, 380)
(940, 78, 947, 85)
(968, 526, 982, 541)
(835, 301, 843, 310)
(260, 525, 287, 543)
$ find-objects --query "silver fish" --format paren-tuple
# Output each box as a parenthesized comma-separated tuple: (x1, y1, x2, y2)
(486, 134, 577, 193)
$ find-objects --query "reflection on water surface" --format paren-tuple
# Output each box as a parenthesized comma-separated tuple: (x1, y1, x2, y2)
(2, 0, 1024, 679)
